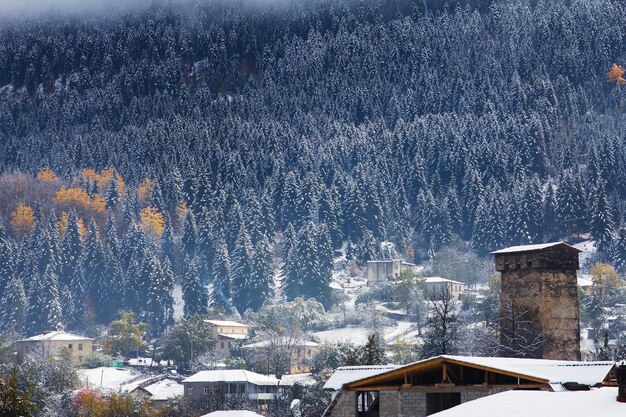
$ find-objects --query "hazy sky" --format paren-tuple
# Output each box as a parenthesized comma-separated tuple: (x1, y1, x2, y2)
(0, 0, 154, 18)
(0, 0, 293, 19)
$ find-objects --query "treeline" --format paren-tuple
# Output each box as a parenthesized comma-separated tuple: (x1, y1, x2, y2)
(1, 0, 626, 334)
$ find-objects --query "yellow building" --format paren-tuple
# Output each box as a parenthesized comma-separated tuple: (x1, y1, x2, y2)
(205, 320, 250, 357)
(16, 331, 95, 364)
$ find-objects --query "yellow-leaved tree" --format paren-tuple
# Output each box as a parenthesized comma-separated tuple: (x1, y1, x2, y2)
(607, 64, 626, 85)
(10, 203, 35, 236)
(140, 207, 165, 237)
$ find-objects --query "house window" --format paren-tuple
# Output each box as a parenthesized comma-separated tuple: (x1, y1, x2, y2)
(78, 356, 83, 363)
(212, 386, 218, 394)
(188, 387, 193, 394)
(68, 344, 73, 349)
(221, 342, 225, 349)
(204, 387, 210, 394)
(78, 344, 83, 351)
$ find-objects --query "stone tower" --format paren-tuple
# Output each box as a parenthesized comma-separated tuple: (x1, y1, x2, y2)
(492, 242, 581, 361)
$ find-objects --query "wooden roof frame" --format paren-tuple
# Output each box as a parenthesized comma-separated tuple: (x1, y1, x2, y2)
(345, 357, 549, 389)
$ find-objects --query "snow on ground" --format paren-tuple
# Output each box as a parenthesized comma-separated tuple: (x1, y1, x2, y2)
(573, 239, 595, 268)
(313, 321, 417, 345)
(173, 284, 184, 320)
(79, 367, 140, 390)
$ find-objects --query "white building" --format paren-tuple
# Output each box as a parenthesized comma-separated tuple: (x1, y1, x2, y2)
(182, 369, 279, 402)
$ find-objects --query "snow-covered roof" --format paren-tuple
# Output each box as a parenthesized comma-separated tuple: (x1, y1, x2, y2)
(242, 339, 319, 349)
(19, 331, 93, 342)
(142, 378, 184, 401)
(430, 387, 622, 417)
(439, 356, 614, 385)
(182, 369, 279, 385)
(423, 277, 465, 285)
(577, 276, 594, 287)
(491, 242, 581, 254)
(218, 333, 247, 340)
(323, 365, 400, 390)
(346, 356, 614, 388)
(205, 320, 249, 327)
(201, 411, 264, 417)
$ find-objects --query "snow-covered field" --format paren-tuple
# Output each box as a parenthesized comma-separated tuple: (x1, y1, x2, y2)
(79, 367, 140, 390)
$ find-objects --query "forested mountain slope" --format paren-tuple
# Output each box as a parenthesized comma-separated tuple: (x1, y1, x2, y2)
(1, 0, 626, 335)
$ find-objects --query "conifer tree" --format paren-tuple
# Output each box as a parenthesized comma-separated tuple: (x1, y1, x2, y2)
(105, 214, 120, 258)
(0, 277, 27, 334)
(0, 221, 14, 294)
(232, 226, 254, 313)
(181, 210, 198, 258)
(589, 179, 613, 253)
(98, 250, 125, 323)
(543, 183, 560, 241)
(182, 260, 208, 317)
(355, 229, 379, 266)
(249, 236, 274, 311)
(82, 220, 106, 303)
(212, 233, 232, 307)
(106, 175, 120, 209)
(26, 266, 63, 335)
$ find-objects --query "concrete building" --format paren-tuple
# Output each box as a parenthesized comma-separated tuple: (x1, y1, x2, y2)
(205, 320, 250, 357)
(16, 331, 95, 364)
(182, 369, 279, 403)
(492, 242, 582, 361)
(322, 355, 615, 417)
(422, 277, 465, 300)
(367, 259, 416, 284)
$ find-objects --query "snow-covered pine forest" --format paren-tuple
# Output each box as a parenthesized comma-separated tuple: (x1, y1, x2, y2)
(1, 0, 626, 339)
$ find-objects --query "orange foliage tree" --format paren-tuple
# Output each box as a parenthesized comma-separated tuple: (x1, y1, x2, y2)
(607, 64, 626, 84)
(137, 178, 154, 201)
(140, 207, 165, 237)
(53, 187, 106, 219)
(81, 167, 125, 197)
(36, 167, 60, 183)
(10, 203, 35, 236)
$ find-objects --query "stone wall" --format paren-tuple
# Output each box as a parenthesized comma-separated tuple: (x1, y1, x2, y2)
(496, 246, 581, 361)
(327, 390, 355, 417)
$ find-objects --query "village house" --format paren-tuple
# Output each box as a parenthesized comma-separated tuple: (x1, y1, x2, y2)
(241, 338, 320, 374)
(123, 375, 184, 408)
(367, 259, 417, 284)
(422, 277, 465, 300)
(322, 355, 616, 417)
(182, 369, 279, 405)
(16, 331, 95, 364)
(205, 320, 250, 357)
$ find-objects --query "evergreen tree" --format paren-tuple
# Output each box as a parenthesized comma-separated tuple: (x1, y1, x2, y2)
(212, 233, 233, 309)
(82, 220, 106, 304)
(355, 229, 379, 266)
(589, 179, 613, 253)
(361, 334, 386, 365)
(543, 183, 560, 241)
(106, 175, 120, 209)
(0, 277, 27, 334)
(232, 226, 255, 313)
(182, 260, 208, 317)
(26, 266, 63, 335)
(98, 250, 125, 323)
(181, 210, 198, 258)
(249, 236, 274, 311)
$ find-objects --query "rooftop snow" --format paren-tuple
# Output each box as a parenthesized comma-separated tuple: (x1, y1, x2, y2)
(19, 331, 93, 342)
(423, 277, 465, 285)
(142, 378, 184, 400)
(490, 242, 581, 254)
(182, 369, 279, 385)
(430, 387, 621, 417)
(205, 320, 249, 327)
(323, 365, 400, 390)
(346, 356, 614, 388)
